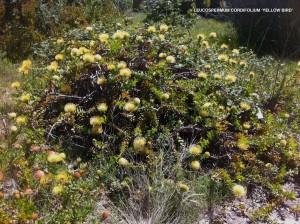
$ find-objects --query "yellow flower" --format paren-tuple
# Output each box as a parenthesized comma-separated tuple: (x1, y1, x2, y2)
(97, 76, 107, 85)
(71, 48, 80, 56)
(298, 61, 300, 66)
(203, 102, 212, 108)
(232, 184, 246, 197)
(147, 26, 156, 33)
(55, 54, 64, 61)
(86, 26, 93, 31)
(225, 74, 237, 83)
(22, 59, 32, 69)
(11, 126, 18, 132)
(113, 30, 128, 39)
(213, 73, 222, 79)
(249, 71, 255, 77)
(197, 33, 205, 40)
(119, 68, 132, 77)
(11, 81, 21, 89)
(232, 49, 240, 55)
(8, 112, 17, 118)
(209, 32, 217, 38)
(160, 24, 169, 32)
(90, 116, 103, 126)
(133, 98, 141, 104)
(107, 64, 116, 70)
(239, 60, 247, 66)
(57, 38, 64, 44)
(136, 36, 143, 41)
(47, 61, 59, 71)
(243, 122, 251, 129)
(237, 142, 249, 150)
(166, 56, 175, 63)
(55, 172, 70, 182)
(94, 54, 102, 61)
(189, 145, 202, 155)
(240, 102, 251, 110)
(97, 103, 108, 112)
(20, 94, 30, 102)
(52, 185, 64, 195)
(47, 152, 65, 163)
(64, 103, 77, 113)
(159, 53, 167, 58)
(198, 72, 207, 79)
(16, 116, 27, 125)
(79, 47, 89, 54)
(99, 33, 109, 43)
(124, 102, 136, 112)
(89, 40, 96, 47)
(118, 157, 129, 166)
(82, 53, 95, 63)
(158, 34, 165, 40)
(133, 137, 146, 150)
(201, 41, 210, 49)
(218, 54, 228, 62)
(162, 93, 170, 100)
(220, 44, 228, 49)
(229, 59, 238, 64)
(117, 61, 127, 69)
(204, 64, 211, 69)
(179, 183, 189, 192)
(190, 160, 201, 170)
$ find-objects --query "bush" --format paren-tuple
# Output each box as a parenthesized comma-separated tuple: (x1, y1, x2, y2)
(2, 23, 300, 222)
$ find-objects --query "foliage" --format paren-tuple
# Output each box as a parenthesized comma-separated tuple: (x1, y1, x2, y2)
(1, 20, 300, 223)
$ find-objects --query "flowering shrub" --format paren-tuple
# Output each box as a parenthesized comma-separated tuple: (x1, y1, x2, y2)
(2, 23, 300, 222)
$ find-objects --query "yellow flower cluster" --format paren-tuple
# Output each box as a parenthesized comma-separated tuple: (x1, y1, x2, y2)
(124, 102, 137, 112)
(225, 74, 237, 83)
(11, 81, 21, 89)
(47, 61, 59, 71)
(52, 185, 64, 195)
(133, 137, 146, 150)
(218, 54, 229, 62)
(47, 151, 66, 163)
(232, 184, 246, 197)
(160, 24, 169, 32)
(119, 68, 132, 77)
(99, 33, 109, 43)
(240, 102, 251, 110)
(18, 60, 32, 75)
(189, 145, 202, 155)
(209, 32, 217, 38)
(147, 26, 156, 33)
(166, 55, 175, 63)
(83, 53, 95, 63)
(64, 103, 77, 113)
(113, 30, 129, 39)
(90, 116, 103, 126)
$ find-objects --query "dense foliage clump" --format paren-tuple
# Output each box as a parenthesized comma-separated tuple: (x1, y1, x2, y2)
(1, 22, 300, 222)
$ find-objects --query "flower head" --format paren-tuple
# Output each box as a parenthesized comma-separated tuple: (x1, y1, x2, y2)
(55, 54, 64, 61)
(124, 102, 136, 112)
(90, 116, 104, 126)
(47, 151, 65, 163)
(16, 116, 27, 125)
(57, 38, 64, 44)
(198, 72, 207, 79)
(232, 184, 246, 197)
(82, 53, 95, 63)
(86, 26, 93, 31)
(64, 103, 77, 113)
(220, 44, 228, 49)
(20, 94, 30, 102)
(197, 33, 205, 40)
(99, 33, 109, 43)
(189, 145, 202, 155)
(52, 185, 64, 195)
(47, 61, 59, 71)
(166, 56, 175, 63)
(11, 81, 21, 89)
(119, 68, 132, 77)
(147, 26, 156, 33)
(225, 74, 237, 83)
(97, 103, 108, 112)
(117, 61, 127, 69)
(232, 49, 240, 55)
(218, 54, 228, 62)
(240, 102, 251, 110)
(133, 137, 146, 150)
(209, 32, 217, 38)
(8, 112, 17, 118)
(201, 41, 210, 49)
(160, 24, 169, 32)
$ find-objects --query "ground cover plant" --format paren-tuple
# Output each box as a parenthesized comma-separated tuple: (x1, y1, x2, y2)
(0, 18, 299, 223)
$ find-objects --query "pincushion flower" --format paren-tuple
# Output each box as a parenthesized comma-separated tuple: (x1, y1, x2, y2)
(243, 122, 251, 129)
(99, 33, 109, 43)
(8, 112, 17, 118)
(107, 64, 116, 70)
(179, 183, 189, 192)
(218, 54, 228, 62)
(147, 26, 156, 33)
(47, 152, 66, 163)
(118, 158, 129, 166)
(158, 34, 165, 40)
(190, 160, 201, 170)
(213, 73, 222, 79)
(18, 59, 32, 74)
(16, 116, 27, 125)
(232, 49, 240, 55)
(232, 184, 246, 197)
(89, 40, 96, 47)
(136, 36, 143, 41)
(189, 145, 202, 155)
(55, 54, 64, 61)
(82, 53, 95, 63)
(86, 26, 93, 31)
(119, 68, 132, 77)
(56, 38, 64, 44)
(47, 61, 59, 71)
(240, 102, 251, 110)
(239, 60, 247, 66)
(197, 33, 205, 40)
(79, 47, 89, 54)
(71, 48, 80, 56)
(159, 53, 167, 58)
(11, 81, 21, 89)
(11, 126, 18, 132)
(160, 24, 169, 32)
(225, 74, 237, 83)
(229, 59, 238, 64)
(220, 44, 228, 49)
(20, 94, 30, 102)
(133, 137, 146, 150)
(209, 32, 217, 38)
(97, 103, 108, 112)
(198, 72, 207, 79)
(94, 54, 102, 61)
(97, 76, 107, 85)
(166, 56, 175, 63)
(201, 41, 210, 49)
(113, 30, 128, 39)
(52, 185, 64, 195)
(64, 103, 76, 113)
(55, 172, 70, 182)
(117, 61, 127, 69)
(298, 61, 300, 66)
(124, 102, 136, 112)
(90, 116, 103, 126)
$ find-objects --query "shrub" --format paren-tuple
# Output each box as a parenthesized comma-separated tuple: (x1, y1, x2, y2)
(2, 22, 300, 222)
